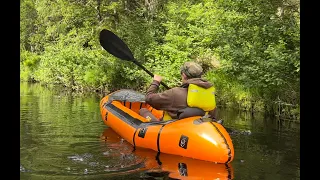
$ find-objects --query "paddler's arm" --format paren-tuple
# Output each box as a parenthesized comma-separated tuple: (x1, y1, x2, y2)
(146, 79, 161, 95)
(145, 75, 174, 110)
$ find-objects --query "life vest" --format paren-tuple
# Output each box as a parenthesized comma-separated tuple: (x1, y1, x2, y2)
(187, 84, 216, 111)
(162, 84, 216, 121)
(162, 111, 172, 121)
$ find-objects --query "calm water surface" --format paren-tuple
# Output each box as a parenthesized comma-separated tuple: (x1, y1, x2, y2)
(20, 82, 300, 180)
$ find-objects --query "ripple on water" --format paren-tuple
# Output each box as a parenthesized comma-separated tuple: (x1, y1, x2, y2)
(21, 140, 146, 177)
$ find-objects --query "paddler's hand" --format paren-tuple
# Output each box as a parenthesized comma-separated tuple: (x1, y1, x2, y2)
(153, 75, 163, 83)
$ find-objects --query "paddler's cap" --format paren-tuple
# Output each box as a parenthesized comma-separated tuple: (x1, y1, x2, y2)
(180, 61, 203, 78)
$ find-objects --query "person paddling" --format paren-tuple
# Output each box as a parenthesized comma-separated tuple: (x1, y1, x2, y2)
(140, 61, 217, 121)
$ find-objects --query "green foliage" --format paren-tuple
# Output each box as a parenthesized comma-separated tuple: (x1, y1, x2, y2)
(20, 50, 41, 81)
(206, 69, 264, 112)
(20, 0, 38, 51)
(20, 0, 300, 120)
(33, 41, 113, 91)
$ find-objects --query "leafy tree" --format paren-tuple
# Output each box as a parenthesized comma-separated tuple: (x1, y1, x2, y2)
(20, 0, 300, 120)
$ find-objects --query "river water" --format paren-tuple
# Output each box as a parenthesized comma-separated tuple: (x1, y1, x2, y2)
(20, 82, 300, 180)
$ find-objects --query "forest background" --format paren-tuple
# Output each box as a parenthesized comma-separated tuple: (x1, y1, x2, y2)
(20, 0, 300, 120)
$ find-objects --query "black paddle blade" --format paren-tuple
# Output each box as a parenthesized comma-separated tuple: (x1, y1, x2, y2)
(99, 29, 134, 61)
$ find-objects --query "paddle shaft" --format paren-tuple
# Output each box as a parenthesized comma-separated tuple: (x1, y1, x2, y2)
(133, 60, 170, 89)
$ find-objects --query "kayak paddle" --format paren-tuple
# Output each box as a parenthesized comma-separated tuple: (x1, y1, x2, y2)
(99, 29, 170, 89)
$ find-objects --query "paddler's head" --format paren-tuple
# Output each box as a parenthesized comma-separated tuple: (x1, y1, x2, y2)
(180, 61, 203, 82)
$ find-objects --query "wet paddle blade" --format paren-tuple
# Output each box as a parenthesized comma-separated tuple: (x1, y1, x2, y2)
(99, 29, 134, 61)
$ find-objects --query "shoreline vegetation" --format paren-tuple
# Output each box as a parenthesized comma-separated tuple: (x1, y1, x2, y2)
(20, 0, 300, 121)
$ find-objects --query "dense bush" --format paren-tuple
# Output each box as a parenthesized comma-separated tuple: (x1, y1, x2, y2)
(20, 0, 299, 120)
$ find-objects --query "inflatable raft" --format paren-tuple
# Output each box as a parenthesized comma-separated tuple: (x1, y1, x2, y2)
(100, 128, 234, 180)
(99, 89, 234, 164)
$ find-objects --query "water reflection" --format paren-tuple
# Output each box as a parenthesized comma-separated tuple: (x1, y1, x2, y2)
(20, 82, 300, 180)
(100, 127, 234, 180)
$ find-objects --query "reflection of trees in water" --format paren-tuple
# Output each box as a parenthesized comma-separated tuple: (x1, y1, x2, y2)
(20, 82, 299, 179)
(232, 130, 299, 179)
(218, 107, 299, 180)
(20, 82, 102, 136)
(218, 107, 299, 132)
(20, 82, 105, 175)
